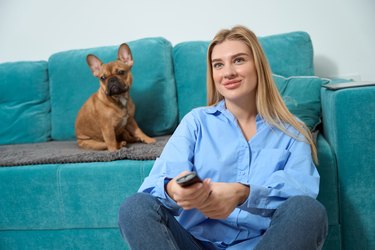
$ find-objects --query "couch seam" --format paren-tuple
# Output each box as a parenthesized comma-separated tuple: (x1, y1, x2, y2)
(56, 164, 67, 227)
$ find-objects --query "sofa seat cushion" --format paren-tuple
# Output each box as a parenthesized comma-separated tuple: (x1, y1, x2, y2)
(0, 61, 50, 144)
(0, 135, 338, 229)
(173, 31, 315, 121)
(0, 161, 154, 230)
(0, 228, 128, 250)
(48, 37, 177, 140)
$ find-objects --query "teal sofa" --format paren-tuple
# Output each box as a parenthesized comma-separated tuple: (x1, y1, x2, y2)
(1, 31, 374, 250)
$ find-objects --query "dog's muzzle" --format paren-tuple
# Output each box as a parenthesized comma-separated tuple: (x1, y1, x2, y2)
(107, 77, 129, 96)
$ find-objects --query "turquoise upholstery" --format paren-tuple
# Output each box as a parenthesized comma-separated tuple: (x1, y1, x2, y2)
(1, 32, 373, 250)
(273, 75, 330, 130)
(258, 31, 314, 76)
(0, 161, 153, 230)
(322, 86, 375, 250)
(0, 61, 50, 144)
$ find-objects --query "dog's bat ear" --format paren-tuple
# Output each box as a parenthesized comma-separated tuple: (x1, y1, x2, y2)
(86, 54, 103, 77)
(118, 43, 134, 67)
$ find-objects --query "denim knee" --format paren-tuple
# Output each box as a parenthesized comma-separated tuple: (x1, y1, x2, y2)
(287, 196, 328, 225)
(285, 195, 328, 245)
(118, 192, 157, 229)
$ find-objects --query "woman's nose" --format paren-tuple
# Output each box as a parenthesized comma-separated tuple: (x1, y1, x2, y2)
(223, 64, 236, 79)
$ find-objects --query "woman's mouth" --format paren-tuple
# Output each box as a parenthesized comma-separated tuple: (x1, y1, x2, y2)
(223, 80, 241, 89)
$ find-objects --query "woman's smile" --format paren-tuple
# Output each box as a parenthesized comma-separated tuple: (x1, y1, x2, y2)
(223, 79, 242, 89)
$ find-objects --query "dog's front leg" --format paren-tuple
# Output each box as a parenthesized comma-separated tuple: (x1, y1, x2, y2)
(125, 117, 156, 144)
(101, 126, 120, 151)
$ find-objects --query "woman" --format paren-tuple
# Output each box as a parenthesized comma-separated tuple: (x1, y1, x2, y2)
(118, 25, 328, 250)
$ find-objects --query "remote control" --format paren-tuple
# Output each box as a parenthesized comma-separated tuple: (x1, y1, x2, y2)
(176, 172, 202, 187)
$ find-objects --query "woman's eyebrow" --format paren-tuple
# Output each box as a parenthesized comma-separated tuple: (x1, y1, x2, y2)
(211, 58, 222, 63)
(211, 52, 250, 62)
(232, 52, 250, 58)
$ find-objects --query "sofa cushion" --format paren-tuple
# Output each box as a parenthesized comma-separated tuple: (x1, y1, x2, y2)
(273, 75, 329, 130)
(0, 161, 153, 230)
(173, 31, 315, 121)
(0, 61, 50, 144)
(48, 37, 177, 140)
(259, 31, 314, 77)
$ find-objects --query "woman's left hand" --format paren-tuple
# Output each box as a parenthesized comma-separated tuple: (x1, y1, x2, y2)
(196, 182, 250, 219)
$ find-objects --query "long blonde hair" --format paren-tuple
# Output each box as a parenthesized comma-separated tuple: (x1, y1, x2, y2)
(206, 25, 318, 163)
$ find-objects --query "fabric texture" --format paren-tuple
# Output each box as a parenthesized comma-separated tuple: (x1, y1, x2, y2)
(0, 228, 128, 250)
(0, 161, 154, 230)
(48, 37, 178, 140)
(273, 74, 330, 130)
(0, 61, 50, 144)
(0, 136, 170, 167)
(321, 86, 375, 250)
(258, 31, 314, 77)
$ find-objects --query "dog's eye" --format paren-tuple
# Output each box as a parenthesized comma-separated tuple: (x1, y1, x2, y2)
(100, 75, 106, 81)
(118, 70, 125, 75)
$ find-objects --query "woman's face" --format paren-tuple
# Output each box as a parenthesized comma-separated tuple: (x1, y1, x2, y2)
(211, 40, 258, 104)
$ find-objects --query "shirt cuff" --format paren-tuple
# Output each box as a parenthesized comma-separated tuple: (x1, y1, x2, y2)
(152, 177, 181, 214)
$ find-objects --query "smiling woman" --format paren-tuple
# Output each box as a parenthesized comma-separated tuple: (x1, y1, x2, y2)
(207, 26, 317, 162)
(118, 25, 328, 250)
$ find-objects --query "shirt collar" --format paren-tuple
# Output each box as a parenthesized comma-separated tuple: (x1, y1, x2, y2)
(204, 100, 226, 114)
(205, 100, 262, 122)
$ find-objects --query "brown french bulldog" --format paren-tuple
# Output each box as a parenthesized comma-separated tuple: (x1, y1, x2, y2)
(75, 43, 156, 151)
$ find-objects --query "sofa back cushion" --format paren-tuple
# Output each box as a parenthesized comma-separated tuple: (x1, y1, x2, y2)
(48, 37, 177, 140)
(173, 31, 314, 122)
(273, 75, 329, 130)
(0, 61, 50, 144)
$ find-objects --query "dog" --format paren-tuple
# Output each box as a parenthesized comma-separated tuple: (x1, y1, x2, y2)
(75, 43, 156, 151)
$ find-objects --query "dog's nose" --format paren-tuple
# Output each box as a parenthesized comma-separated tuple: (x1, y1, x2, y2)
(107, 77, 128, 96)
(108, 77, 118, 85)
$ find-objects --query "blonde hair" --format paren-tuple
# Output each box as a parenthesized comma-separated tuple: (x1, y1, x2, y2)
(206, 25, 318, 163)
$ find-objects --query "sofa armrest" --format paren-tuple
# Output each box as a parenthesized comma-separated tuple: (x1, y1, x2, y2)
(321, 84, 375, 250)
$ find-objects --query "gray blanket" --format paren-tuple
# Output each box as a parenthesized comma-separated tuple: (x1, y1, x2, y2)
(0, 135, 170, 167)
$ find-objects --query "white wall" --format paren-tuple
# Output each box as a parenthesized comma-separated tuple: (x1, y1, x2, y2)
(1, 0, 374, 80)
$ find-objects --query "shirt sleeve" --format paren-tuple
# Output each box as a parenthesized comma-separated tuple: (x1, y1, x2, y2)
(239, 132, 320, 215)
(137, 112, 198, 214)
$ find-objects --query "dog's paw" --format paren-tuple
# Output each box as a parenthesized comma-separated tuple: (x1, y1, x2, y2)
(108, 147, 119, 152)
(143, 137, 156, 144)
(120, 141, 127, 147)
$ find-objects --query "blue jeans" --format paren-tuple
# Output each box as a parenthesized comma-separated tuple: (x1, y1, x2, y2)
(118, 193, 328, 250)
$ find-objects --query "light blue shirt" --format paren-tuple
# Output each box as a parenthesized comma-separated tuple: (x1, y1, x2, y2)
(139, 100, 320, 249)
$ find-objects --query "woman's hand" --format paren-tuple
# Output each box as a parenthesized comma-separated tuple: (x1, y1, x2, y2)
(166, 172, 250, 219)
(196, 182, 250, 219)
(166, 171, 212, 210)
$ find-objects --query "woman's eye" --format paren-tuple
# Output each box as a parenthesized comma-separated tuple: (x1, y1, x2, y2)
(234, 58, 245, 64)
(213, 63, 223, 69)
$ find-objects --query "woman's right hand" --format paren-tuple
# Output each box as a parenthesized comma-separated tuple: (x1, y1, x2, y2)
(166, 171, 212, 210)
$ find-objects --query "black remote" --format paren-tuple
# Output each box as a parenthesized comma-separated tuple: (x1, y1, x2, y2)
(176, 172, 202, 187)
